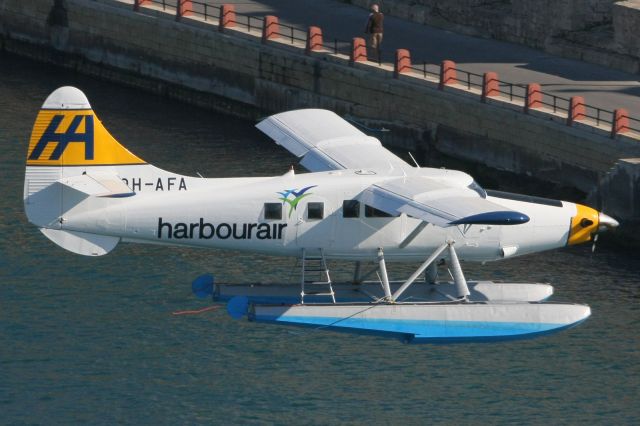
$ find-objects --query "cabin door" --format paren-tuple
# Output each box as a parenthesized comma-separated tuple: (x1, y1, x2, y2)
(294, 196, 335, 249)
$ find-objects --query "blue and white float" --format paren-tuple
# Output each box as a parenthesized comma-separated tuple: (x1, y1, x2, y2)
(222, 241, 590, 343)
(247, 302, 590, 343)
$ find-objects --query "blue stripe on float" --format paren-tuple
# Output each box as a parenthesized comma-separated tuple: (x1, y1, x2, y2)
(252, 315, 582, 342)
(409, 320, 587, 343)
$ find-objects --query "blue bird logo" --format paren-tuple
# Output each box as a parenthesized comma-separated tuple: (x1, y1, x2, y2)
(278, 185, 317, 217)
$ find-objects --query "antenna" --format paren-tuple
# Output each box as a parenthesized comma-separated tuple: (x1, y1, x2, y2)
(408, 152, 420, 168)
(283, 165, 295, 177)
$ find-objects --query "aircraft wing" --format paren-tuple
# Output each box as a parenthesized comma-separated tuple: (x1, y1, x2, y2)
(361, 176, 529, 227)
(256, 109, 411, 173)
(257, 109, 528, 227)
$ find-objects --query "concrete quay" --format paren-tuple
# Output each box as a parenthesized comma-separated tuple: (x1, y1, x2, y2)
(1, 0, 639, 239)
(209, 0, 640, 119)
(342, 0, 640, 75)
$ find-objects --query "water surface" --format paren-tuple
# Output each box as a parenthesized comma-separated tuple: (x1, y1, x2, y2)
(1, 53, 639, 424)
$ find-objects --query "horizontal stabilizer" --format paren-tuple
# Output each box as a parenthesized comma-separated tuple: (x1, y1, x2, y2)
(63, 171, 135, 197)
(40, 228, 119, 256)
(25, 172, 132, 228)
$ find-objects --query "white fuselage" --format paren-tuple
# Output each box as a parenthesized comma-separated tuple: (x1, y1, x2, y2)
(55, 167, 576, 262)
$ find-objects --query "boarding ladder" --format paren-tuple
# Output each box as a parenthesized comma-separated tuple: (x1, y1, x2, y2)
(300, 248, 336, 304)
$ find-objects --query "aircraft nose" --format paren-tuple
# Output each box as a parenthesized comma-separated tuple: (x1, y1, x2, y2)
(568, 204, 599, 246)
(599, 212, 619, 232)
(568, 204, 619, 246)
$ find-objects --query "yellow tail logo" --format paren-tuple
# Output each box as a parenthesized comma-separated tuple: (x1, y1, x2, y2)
(27, 110, 145, 166)
(29, 114, 94, 161)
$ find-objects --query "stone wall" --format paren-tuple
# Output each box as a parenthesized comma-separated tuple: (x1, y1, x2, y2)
(614, 1, 640, 58)
(593, 159, 640, 219)
(1, 0, 639, 226)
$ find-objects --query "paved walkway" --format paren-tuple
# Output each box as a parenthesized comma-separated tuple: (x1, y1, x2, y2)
(204, 0, 639, 117)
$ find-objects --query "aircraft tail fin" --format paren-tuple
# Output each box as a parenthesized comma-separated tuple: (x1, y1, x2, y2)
(24, 86, 146, 255)
(24, 86, 146, 195)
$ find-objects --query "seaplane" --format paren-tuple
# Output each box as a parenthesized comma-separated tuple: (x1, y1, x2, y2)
(24, 86, 619, 343)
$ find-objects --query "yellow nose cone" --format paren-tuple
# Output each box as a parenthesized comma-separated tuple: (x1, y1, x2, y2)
(568, 204, 599, 246)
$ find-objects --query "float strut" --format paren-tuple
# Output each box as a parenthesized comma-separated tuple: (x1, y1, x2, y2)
(392, 242, 449, 302)
(448, 242, 470, 300)
(424, 262, 438, 284)
(377, 248, 392, 300)
(353, 261, 362, 284)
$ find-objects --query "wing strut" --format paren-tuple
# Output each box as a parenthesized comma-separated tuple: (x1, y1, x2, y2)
(377, 248, 392, 300)
(399, 221, 428, 248)
(448, 242, 471, 300)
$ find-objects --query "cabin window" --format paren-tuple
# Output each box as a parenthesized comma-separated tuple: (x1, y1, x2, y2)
(307, 202, 324, 220)
(365, 204, 394, 218)
(264, 203, 282, 220)
(342, 200, 360, 218)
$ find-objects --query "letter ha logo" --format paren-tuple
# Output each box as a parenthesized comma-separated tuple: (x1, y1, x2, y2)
(28, 114, 94, 162)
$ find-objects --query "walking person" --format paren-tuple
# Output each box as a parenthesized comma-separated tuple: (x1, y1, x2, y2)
(365, 3, 384, 63)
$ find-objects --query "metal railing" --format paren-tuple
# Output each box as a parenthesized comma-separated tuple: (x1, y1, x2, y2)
(136, 0, 639, 137)
(628, 117, 640, 133)
(319, 38, 352, 56)
(230, 12, 265, 33)
(184, 0, 218, 22)
(584, 105, 614, 127)
(145, 0, 177, 12)
(407, 62, 440, 79)
(538, 92, 571, 115)
(272, 22, 308, 45)
(456, 69, 484, 91)
(496, 80, 527, 102)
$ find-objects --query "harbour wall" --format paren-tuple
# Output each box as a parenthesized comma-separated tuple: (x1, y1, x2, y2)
(1, 0, 640, 235)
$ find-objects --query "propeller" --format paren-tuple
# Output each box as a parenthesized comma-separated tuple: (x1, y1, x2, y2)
(598, 212, 620, 232)
(591, 212, 619, 254)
